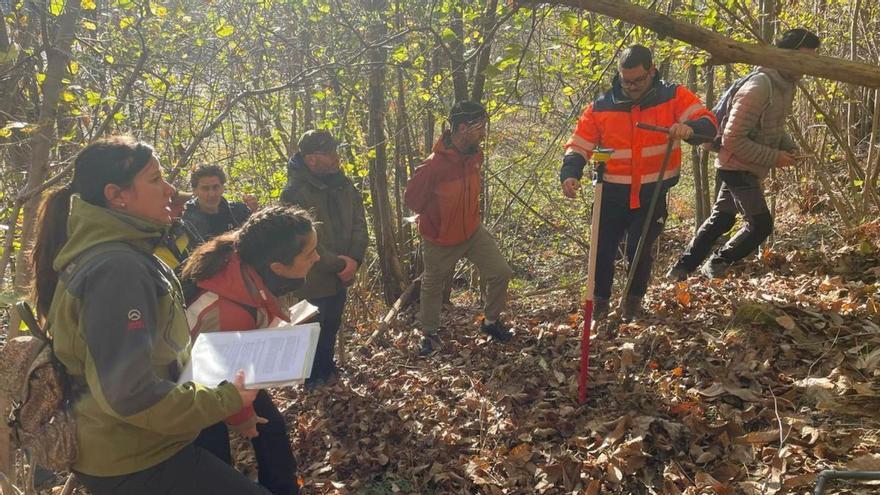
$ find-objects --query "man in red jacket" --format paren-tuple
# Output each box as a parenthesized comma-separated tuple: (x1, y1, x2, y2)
(405, 101, 514, 356)
(561, 45, 716, 327)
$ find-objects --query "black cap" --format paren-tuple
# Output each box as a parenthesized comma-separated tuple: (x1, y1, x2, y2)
(776, 29, 821, 50)
(298, 130, 339, 155)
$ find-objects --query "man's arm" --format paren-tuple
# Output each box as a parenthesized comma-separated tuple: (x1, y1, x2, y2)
(560, 104, 599, 196)
(673, 86, 717, 143)
(349, 185, 369, 264)
(404, 159, 436, 214)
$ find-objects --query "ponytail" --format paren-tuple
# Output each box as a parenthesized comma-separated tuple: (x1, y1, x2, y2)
(31, 185, 75, 320)
(29, 136, 155, 320)
(180, 232, 237, 282)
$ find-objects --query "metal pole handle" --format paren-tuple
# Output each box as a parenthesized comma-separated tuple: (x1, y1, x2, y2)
(635, 122, 715, 143)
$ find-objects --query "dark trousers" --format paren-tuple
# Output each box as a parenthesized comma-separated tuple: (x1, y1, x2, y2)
(674, 169, 773, 272)
(194, 390, 299, 495)
(593, 182, 669, 300)
(75, 443, 272, 495)
(308, 288, 347, 380)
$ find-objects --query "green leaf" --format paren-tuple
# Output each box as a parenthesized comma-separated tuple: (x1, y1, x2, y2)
(560, 12, 578, 31)
(119, 16, 134, 29)
(86, 90, 101, 106)
(0, 128, 11, 138)
(82, 0, 96, 10)
(82, 20, 97, 30)
(35, 73, 46, 83)
(104, 54, 114, 64)
(391, 45, 409, 63)
(150, 2, 167, 17)
(61, 91, 75, 102)
(440, 27, 457, 44)
(49, 0, 65, 16)
(215, 19, 234, 37)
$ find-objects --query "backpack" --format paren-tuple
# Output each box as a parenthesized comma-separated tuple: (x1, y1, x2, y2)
(707, 71, 773, 152)
(0, 242, 132, 483)
(0, 302, 77, 474)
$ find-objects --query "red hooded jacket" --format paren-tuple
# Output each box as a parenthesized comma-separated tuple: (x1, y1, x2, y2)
(185, 253, 290, 430)
(404, 131, 482, 246)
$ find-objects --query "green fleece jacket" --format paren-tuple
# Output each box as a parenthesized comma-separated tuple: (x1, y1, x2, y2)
(49, 196, 242, 476)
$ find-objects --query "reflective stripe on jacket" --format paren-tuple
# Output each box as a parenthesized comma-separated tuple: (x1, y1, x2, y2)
(565, 74, 716, 208)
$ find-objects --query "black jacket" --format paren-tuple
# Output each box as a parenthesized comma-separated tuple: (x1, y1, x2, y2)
(181, 197, 251, 243)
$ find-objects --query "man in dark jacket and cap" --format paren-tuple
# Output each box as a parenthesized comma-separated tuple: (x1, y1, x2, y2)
(281, 130, 368, 387)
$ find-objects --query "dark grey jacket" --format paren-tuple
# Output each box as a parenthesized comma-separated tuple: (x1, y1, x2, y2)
(281, 154, 368, 299)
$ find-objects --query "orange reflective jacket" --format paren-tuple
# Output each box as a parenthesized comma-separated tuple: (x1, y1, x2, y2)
(565, 75, 716, 208)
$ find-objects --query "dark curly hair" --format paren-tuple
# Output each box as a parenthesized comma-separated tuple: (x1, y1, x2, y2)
(189, 164, 226, 189)
(181, 205, 315, 282)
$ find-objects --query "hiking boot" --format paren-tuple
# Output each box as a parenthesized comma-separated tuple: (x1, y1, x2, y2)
(701, 257, 731, 278)
(666, 265, 689, 282)
(590, 297, 614, 337)
(620, 296, 643, 322)
(480, 320, 512, 343)
(592, 297, 610, 320)
(418, 334, 438, 356)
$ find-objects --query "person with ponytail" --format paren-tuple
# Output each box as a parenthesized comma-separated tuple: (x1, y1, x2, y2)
(30, 136, 271, 494)
(181, 205, 319, 495)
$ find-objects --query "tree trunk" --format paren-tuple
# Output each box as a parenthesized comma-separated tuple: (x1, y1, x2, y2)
(535, 0, 880, 88)
(10, 0, 82, 334)
(470, 0, 499, 102)
(365, 0, 405, 304)
(449, 1, 469, 102)
(687, 63, 704, 229)
(700, 64, 714, 222)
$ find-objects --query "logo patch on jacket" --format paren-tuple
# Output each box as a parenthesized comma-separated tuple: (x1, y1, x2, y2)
(127, 308, 145, 331)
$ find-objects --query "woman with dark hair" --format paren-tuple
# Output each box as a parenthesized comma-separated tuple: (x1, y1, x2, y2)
(181, 205, 319, 495)
(31, 136, 270, 495)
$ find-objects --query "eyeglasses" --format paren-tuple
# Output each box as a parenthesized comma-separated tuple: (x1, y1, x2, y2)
(620, 72, 651, 87)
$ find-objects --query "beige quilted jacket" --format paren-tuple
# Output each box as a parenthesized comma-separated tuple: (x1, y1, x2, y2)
(716, 68, 799, 179)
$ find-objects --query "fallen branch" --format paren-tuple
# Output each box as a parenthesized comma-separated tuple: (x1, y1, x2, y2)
(367, 277, 420, 346)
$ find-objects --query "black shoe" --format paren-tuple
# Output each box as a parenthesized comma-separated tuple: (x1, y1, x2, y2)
(418, 335, 437, 356)
(304, 375, 327, 391)
(701, 257, 731, 278)
(666, 265, 689, 282)
(620, 296, 643, 322)
(480, 320, 512, 342)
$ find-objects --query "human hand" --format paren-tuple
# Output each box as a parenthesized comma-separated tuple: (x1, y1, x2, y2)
(239, 416, 269, 439)
(233, 370, 258, 408)
(668, 123, 694, 140)
(337, 255, 358, 282)
(562, 178, 581, 199)
(775, 151, 797, 168)
(242, 194, 259, 212)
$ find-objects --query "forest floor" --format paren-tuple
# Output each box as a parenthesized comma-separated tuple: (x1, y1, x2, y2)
(268, 212, 880, 495)
(56, 212, 879, 495)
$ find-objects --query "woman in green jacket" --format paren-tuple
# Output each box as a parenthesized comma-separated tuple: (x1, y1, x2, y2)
(30, 136, 270, 495)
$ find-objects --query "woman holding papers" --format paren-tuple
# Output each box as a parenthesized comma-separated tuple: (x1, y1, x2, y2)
(182, 205, 319, 495)
(30, 137, 269, 494)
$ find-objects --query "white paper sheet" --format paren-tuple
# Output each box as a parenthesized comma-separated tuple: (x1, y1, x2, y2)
(178, 323, 320, 389)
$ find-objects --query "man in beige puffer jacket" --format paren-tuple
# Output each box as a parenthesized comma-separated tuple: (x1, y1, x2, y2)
(669, 28, 821, 279)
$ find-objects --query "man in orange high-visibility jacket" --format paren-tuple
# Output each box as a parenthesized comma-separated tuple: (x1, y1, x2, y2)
(560, 45, 716, 325)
